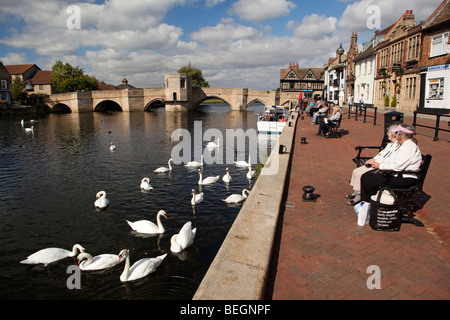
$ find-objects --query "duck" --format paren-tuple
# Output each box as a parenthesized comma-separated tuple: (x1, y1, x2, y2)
(20, 244, 85, 266)
(222, 189, 250, 204)
(222, 167, 232, 183)
(170, 222, 197, 253)
(94, 191, 109, 209)
(140, 177, 153, 191)
(234, 154, 251, 167)
(77, 252, 123, 271)
(191, 189, 204, 205)
(109, 142, 116, 151)
(118, 249, 167, 282)
(154, 158, 173, 173)
(246, 165, 256, 179)
(198, 169, 219, 185)
(206, 138, 220, 148)
(126, 210, 167, 234)
(185, 155, 204, 168)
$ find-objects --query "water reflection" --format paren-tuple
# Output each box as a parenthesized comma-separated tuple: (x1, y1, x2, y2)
(0, 103, 276, 300)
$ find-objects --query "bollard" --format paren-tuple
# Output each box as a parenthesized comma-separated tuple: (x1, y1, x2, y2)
(302, 185, 316, 202)
(300, 137, 308, 144)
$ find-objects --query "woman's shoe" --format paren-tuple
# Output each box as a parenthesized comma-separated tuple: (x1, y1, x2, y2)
(345, 194, 356, 199)
(347, 199, 362, 206)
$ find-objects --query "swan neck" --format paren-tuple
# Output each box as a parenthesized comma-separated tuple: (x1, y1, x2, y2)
(120, 254, 130, 281)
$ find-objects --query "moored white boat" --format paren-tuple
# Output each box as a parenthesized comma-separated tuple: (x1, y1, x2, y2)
(257, 105, 288, 133)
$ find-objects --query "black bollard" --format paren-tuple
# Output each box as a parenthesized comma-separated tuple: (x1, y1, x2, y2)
(302, 185, 316, 202)
(300, 137, 308, 144)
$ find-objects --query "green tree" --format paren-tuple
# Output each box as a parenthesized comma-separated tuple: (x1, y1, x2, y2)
(384, 94, 390, 107)
(391, 94, 397, 108)
(10, 77, 27, 105)
(51, 60, 98, 93)
(177, 64, 209, 87)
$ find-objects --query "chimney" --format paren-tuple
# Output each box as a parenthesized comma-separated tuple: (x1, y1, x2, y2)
(403, 10, 415, 28)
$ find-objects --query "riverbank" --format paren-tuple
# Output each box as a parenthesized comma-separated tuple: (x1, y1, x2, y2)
(0, 103, 50, 116)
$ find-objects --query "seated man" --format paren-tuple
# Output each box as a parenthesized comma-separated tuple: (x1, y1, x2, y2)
(360, 124, 422, 202)
(317, 106, 341, 136)
(311, 102, 330, 124)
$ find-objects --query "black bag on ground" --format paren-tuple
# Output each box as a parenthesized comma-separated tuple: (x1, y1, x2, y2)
(369, 187, 401, 232)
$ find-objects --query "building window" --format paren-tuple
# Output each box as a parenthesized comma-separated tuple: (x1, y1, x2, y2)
(430, 32, 449, 57)
(1, 80, 7, 89)
(408, 35, 420, 60)
(39, 85, 44, 90)
(428, 78, 444, 100)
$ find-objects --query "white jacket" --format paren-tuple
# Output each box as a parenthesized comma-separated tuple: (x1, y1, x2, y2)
(379, 139, 422, 178)
(373, 141, 399, 163)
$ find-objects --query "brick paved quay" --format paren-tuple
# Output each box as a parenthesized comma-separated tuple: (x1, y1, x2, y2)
(267, 109, 450, 300)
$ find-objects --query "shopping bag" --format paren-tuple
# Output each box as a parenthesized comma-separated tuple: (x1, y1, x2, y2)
(369, 187, 401, 231)
(354, 201, 370, 226)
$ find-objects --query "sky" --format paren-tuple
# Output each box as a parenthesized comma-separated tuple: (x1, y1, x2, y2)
(0, 0, 444, 90)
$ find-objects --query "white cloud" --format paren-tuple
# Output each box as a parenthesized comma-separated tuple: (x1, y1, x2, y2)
(229, 0, 296, 24)
(287, 14, 338, 39)
(190, 23, 261, 44)
(0, 52, 27, 65)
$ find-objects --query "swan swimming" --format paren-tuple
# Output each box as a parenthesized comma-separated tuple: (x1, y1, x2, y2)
(234, 154, 251, 167)
(77, 252, 123, 271)
(170, 221, 197, 253)
(222, 189, 250, 204)
(94, 191, 109, 209)
(140, 177, 153, 191)
(185, 155, 204, 168)
(118, 249, 167, 282)
(126, 210, 167, 234)
(206, 138, 220, 148)
(24, 126, 34, 133)
(110, 142, 116, 151)
(154, 159, 173, 173)
(198, 169, 219, 185)
(246, 165, 256, 179)
(222, 167, 232, 183)
(20, 244, 85, 266)
(191, 189, 204, 205)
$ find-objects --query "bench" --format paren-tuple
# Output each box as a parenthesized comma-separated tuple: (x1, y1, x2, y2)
(378, 154, 432, 226)
(352, 136, 390, 166)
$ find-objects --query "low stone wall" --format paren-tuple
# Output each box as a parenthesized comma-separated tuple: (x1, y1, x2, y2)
(193, 113, 298, 300)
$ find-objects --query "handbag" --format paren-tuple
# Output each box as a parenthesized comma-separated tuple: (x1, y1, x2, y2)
(369, 186, 402, 231)
(410, 187, 431, 209)
(354, 201, 370, 226)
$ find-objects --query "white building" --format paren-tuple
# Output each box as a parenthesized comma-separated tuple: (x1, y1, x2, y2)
(324, 46, 347, 106)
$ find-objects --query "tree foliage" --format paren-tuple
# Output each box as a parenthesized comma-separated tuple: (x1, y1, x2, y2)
(51, 60, 98, 93)
(10, 77, 27, 104)
(177, 64, 209, 88)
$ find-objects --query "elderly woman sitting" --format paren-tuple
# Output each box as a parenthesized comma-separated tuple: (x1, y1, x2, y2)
(360, 123, 422, 202)
(346, 125, 399, 205)
(317, 106, 341, 136)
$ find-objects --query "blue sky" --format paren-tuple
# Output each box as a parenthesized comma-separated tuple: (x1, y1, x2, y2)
(0, 0, 444, 90)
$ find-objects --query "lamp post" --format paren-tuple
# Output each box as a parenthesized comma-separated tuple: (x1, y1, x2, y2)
(336, 43, 345, 107)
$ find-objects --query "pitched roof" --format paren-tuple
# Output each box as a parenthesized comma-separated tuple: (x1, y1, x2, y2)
(27, 70, 53, 84)
(422, 0, 450, 29)
(0, 61, 11, 80)
(98, 81, 117, 90)
(280, 67, 324, 81)
(5, 64, 40, 75)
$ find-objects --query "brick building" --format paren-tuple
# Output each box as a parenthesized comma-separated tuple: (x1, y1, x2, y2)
(280, 63, 324, 100)
(0, 61, 12, 102)
(418, 0, 450, 113)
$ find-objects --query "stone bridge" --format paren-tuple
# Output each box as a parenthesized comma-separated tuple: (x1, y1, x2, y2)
(47, 73, 299, 113)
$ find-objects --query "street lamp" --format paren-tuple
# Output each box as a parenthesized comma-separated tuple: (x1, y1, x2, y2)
(336, 43, 345, 64)
(335, 43, 345, 106)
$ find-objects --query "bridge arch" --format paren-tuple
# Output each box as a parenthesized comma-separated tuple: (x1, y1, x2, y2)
(94, 100, 123, 112)
(192, 95, 233, 111)
(144, 99, 165, 111)
(246, 98, 268, 108)
(51, 103, 72, 113)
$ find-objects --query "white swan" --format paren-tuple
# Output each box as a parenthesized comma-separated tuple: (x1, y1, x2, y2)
(246, 165, 256, 180)
(109, 142, 116, 151)
(222, 167, 232, 183)
(154, 158, 173, 173)
(234, 154, 251, 167)
(24, 126, 34, 133)
(185, 155, 204, 168)
(20, 244, 85, 266)
(198, 169, 219, 185)
(126, 210, 167, 234)
(140, 177, 153, 191)
(170, 222, 197, 253)
(118, 249, 167, 282)
(191, 189, 204, 205)
(94, 191, 109, 209)
(223, 189, 250, 204)
(21, 119, 24, 127)
(77, 252, 123, 271)
(206, 138, 220, 148)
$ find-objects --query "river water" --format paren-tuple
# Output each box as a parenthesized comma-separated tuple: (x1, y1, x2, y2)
(0, 103, 279, 300)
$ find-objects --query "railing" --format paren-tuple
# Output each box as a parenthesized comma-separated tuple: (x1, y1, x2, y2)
(413, 111, 450, 141)
(348, 104, 378, 126)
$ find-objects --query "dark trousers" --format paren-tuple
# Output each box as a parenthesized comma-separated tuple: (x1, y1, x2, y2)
(318, 121, 335, 135)
(360, 171, 417, 202)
